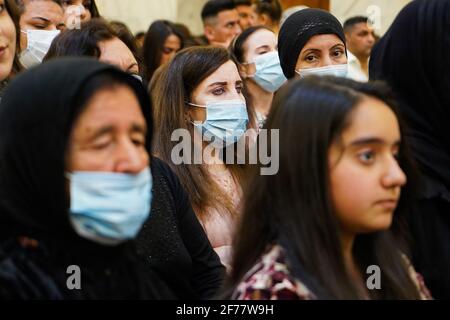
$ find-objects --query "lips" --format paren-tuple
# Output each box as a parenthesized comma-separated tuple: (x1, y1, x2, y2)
(374, 199, 399, 210)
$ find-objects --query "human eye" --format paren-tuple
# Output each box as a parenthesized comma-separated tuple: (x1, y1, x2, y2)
(212, 86, 225, 96)
(236, 83, 243, 94)
(333, 49, 344, 58)
(92, 140, 111, 150)
(392, 147, 401, 162)
(357, 149, 376, 164)
(132, 136, 145, 147)
(305, 54, 318, 63)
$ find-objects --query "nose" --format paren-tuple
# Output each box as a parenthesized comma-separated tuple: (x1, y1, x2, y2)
(114, 138, 148, 174)
(381, 157, 407, 190)
(321, 54, 334, 68)
(368, 34, 376, 46)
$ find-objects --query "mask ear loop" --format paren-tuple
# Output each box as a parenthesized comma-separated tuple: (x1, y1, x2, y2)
(185, 102, 207, 126)
(239, 61, 256, 79)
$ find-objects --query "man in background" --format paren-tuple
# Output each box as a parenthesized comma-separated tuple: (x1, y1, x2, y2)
(344, 16, 376, 82)
(202, 0, 242, 48)
(234, 0, 255, 30)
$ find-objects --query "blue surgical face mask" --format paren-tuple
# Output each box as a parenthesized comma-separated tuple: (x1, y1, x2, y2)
(246, 51, 287, 93)
(188, 100, 249, 148)
(67, 167, 152, 246)
(295, 64, 348, 78)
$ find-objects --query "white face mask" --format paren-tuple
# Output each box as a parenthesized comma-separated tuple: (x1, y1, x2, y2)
(295, 64, 348, 79)
(20, 29, 60, 69)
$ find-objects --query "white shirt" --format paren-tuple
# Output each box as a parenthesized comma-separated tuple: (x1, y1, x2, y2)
(347, 50, 369, 82)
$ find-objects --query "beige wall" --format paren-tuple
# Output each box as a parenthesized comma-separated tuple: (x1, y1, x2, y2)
(96, 0, 206, 35)
(330, 0, 411, 35)
(96, 0, 178, 34)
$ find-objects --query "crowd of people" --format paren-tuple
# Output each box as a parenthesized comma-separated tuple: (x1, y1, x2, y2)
(0, 0, 448, 300)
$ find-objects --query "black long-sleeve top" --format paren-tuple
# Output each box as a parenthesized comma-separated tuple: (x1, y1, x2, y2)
(136, 157, 225, 299)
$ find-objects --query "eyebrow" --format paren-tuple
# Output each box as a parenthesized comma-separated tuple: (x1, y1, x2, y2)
(225, 19, 239, 26)
(31, 17, 51, 23)
(301, 48, 321, 56)
(349, 137, 401, 147)
(256, 45, 271, 51)
(207, 80, 243, 87)
(207, 81, 228, 87)
(88, 123, 147, 140)
(303, 43, 345, 54)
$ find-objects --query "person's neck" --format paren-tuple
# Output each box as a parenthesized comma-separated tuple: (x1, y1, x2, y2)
(246, 79, 273, 117)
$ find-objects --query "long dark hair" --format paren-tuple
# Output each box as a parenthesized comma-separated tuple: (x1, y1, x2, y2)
(88, 0, 99, 18)
(225, 76, 422, 299)
(44, 18, 143, 75)
(254, 0, 282, 24)
(142, 20, 184, 83)
(150, 46, 253, 221)
(44, 18, 117, 60)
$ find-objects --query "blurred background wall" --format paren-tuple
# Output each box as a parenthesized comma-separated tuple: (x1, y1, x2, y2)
(96, 0, 411, 36)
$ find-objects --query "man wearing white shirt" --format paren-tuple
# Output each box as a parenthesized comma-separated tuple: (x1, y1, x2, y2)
(344, 16, 376, 82)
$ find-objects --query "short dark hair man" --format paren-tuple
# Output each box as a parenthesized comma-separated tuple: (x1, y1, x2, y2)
(202, 0, 242, 48)
(233, 0, 255, 30)
(344, 16, 376, 81)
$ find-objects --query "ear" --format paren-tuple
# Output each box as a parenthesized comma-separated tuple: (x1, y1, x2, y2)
(184, 107, 192, 124)
(238, 63, 248, 79)
(259, 13, 269, 27)
(344, 32, 351, 42)
(204, 25, 215, 43)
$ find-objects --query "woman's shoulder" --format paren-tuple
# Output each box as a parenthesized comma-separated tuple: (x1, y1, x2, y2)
(401, 254, 433, 300)
(0, 238, 64, 299)
(232, 245, 315, 300)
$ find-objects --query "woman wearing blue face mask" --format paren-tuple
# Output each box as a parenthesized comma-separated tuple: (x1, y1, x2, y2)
(0, 58, 224, 299)
(230, 26, 286, 128)
(278, 8, 348, 80)
(150, 46, 255, 268)
(15, 0, 65, 68)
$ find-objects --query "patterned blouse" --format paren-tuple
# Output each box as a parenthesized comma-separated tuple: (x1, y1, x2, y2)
(232, 245, 432, 300)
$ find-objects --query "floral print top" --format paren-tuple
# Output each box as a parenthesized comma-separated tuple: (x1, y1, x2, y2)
(232, 245, 432, 300)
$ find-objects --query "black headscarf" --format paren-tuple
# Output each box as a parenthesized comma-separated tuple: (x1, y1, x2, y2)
(370, 0, 450, 191)
(278, 8, 346, 79)
(0, 57, 172, 299)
